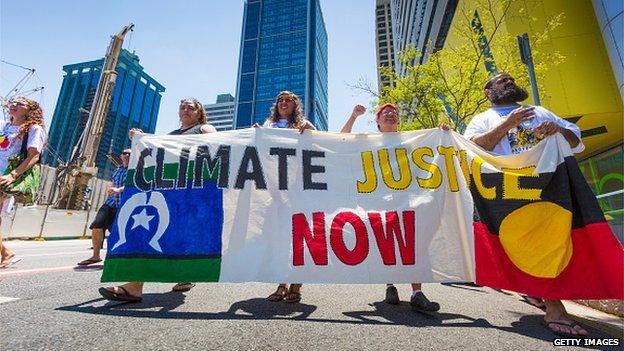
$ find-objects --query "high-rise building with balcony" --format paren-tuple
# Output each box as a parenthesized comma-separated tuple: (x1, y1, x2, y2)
(376, 0, 396, 91)
(234, 0, 328, 130)
(44, 49, 164, 178)
(389, 0, 458, 74)
(204, 93, 235, 131)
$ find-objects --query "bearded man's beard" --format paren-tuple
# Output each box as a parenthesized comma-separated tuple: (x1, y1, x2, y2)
(489, 85, 529, 104)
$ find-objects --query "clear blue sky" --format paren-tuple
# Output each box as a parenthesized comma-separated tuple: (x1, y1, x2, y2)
(0, 0, 379, 133)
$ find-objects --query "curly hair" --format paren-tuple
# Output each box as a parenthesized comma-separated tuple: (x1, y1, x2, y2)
(179, 98, 207, 125)
(266, 91, 307, 129)
(11, 97, 45, 136)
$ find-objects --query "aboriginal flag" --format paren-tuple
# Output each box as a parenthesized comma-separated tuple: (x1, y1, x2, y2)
(471, 142, 624, 300)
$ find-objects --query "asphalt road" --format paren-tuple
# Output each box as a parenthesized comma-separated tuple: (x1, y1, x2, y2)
(0, 239, 619, 350)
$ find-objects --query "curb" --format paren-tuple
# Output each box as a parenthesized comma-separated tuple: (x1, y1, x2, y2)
(564, 301, 624, 338)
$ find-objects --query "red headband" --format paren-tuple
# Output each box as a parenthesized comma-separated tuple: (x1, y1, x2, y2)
(376, 103, 398, 119)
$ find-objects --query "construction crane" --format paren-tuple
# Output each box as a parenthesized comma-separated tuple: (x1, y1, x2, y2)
(55, 24, 134, 210)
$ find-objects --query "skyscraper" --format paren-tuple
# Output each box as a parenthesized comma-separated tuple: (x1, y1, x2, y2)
(234, 0, 328, 130)
(375, 0, 396, 91)
(44, 49, 164, 178)
(389, 0, 458, 74)
(204, 93, 235, 131)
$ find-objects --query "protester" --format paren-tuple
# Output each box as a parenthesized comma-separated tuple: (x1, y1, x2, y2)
(463, 72, 587, 337)
(77, 149, 131, 266)
(0, 97, 46, 268)
(340, 103, 440, 313)
(263, 91, 315, 303)
(99, 98, 216, 301)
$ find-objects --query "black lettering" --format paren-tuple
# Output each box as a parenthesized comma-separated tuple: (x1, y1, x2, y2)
(302, 150, 327, 190)
(234, 146, 267, 190)
(194, 145, 231, 188)
(177, 147, 191, 188)
(155, 148, 175, 189)
(269, 147, 296, 190)
(134, 148, 153, 191)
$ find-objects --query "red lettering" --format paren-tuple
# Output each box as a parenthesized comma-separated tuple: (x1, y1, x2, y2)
(330, 211, 369, 265)
(368, 211, 415, 265)
(292, 212, 328, 266)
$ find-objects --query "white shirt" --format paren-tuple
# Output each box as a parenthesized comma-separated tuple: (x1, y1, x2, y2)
(0, 120, 46, 174)
(463, 105, 584, 156)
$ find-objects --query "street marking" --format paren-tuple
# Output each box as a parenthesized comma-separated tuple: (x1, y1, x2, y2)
(19, 250, 105, 258)
(0, 296, 19, 304)
(0, 265, 86, 278)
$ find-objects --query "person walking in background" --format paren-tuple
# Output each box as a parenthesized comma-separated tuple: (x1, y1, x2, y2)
(0, 97, 47, 268)
(340, 103, 440, 313)
(77, 149, 131, 266)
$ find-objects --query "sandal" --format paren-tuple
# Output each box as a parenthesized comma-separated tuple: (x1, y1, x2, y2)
(522, 295, 546, 310)
(0, 255, 21, 268)
(267, 285, 287, 302)
(98, 286, 142, 302)
(544, 320, 588, 338)
(284, 285, 302, 303)
(77, 258, 102, 266)
(172, 282, 195, 292)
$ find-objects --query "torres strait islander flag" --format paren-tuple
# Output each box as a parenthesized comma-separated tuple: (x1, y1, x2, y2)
(101, 129, 623, 300)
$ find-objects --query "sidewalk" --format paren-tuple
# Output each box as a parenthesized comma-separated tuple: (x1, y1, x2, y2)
(565, 301, 624, 338)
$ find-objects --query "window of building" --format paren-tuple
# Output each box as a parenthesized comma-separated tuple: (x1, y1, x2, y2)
(579, 145, 624, 243)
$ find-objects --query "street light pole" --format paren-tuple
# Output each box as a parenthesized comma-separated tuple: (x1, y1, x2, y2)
(517, 33, 541, 106)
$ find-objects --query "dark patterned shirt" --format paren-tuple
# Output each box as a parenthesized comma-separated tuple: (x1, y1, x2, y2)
(104, 166, 128, 208)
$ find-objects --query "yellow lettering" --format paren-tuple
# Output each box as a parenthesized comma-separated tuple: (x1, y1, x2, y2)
(357, 151, 377, 193)
(458, 150, 471, 188)
(379, 148, 412, 190)
(437, 146, 460, 192)
(502, 166, 542, 200)
(472, 157, 496, 200)
(411, 147, 442, 189)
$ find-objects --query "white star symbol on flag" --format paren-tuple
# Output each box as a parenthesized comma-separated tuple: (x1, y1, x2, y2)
(131, 208, 155, 231)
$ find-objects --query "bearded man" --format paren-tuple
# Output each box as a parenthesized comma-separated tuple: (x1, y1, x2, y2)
(464, 73, 588, 338)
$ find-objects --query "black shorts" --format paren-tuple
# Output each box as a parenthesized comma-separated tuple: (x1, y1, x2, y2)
(89, 204, 117, 231)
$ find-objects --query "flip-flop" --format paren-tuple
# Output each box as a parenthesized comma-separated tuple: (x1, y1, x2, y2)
(522, 295, 546, 310)
(267, 288, 287, 302)
(544, 320, 588, 339)
(98, 286, 142, 302)
(77, 258, 102, 266)
(0, 256, 21, 268)
(284, 291, 301, 303)
(171, 282, 195, 292)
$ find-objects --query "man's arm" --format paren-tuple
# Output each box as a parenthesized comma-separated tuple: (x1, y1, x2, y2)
(534, 121, 580, 148)
(470, 106, 535, 151)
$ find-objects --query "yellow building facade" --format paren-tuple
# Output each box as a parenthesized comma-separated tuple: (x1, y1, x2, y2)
(443, 0, 623, 237)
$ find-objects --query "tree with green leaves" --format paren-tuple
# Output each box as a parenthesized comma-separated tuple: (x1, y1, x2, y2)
(356, 0, 564, 132)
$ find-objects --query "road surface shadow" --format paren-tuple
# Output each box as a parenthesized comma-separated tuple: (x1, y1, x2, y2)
(73, 265, 104, 272)
(56, 297, 613, 346)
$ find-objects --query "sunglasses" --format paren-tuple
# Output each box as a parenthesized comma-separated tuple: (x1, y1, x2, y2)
(121, 152, 131, 156)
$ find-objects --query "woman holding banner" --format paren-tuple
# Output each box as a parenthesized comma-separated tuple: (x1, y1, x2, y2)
(99, 98, 216, 302)
(340, 103, 440, 313)
(262, 91, 315, 303)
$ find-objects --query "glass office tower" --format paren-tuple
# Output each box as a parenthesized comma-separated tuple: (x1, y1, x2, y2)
(44, 49, 164, 178)
(234, 0, 328, 130)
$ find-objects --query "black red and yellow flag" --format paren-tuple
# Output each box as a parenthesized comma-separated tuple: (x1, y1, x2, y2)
(461, 135, 624, 299)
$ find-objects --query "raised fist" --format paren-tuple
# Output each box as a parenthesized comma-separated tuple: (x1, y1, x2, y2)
(351, 104, 366, 118)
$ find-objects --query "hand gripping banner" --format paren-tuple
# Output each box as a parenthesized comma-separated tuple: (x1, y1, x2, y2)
(101, 128, 624, 299)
